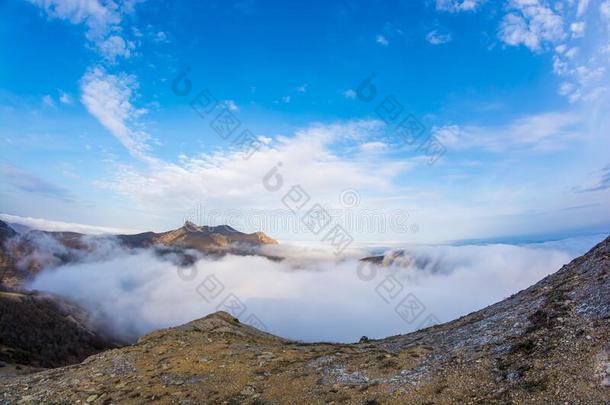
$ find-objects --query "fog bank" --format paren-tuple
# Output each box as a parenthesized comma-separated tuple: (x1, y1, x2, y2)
(28, 234, 605, 342)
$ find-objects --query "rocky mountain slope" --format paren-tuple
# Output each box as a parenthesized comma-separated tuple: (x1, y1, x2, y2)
(0, 221, 17, 288)
(0, 291, 121, 376)
(2, 235, 609, 403)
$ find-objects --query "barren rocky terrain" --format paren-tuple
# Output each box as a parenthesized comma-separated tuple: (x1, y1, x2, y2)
(1, 235, 609, 403)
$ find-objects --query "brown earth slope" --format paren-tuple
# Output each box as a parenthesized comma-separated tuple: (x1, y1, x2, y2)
(1, 236, 609, 404)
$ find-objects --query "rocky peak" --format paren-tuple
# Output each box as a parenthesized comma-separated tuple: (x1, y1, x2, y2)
(182, 222, 240, 236)
(182, 220, 201, 232)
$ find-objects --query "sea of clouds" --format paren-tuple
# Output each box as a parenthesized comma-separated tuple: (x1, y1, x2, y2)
(26, 233, 607, 343)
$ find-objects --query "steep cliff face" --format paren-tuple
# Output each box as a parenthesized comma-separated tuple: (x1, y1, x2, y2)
(1, 236, 609, 403)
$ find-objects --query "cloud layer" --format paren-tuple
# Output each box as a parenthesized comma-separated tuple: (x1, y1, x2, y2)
(101, 120, 412, 216)
(28, 235, 605, 343)
(0, 213, 141, 235)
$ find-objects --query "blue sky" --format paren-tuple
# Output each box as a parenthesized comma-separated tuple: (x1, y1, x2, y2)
(0, 0, 609, 243)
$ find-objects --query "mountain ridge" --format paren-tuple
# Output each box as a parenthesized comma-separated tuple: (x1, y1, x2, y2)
(118, 220, 278, 250)
(0, 220, 278, 289)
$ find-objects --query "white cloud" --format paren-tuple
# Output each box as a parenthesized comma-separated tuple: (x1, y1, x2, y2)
(223, 99, 239, 111)
(342, 89, 357, 99)
(153, 31, 169, 43)
(601, 1, 610, 22)
(426, 29, 452, 45)
(98, 35, 134, 62)
(498, 1, 565, 52)
(560, 65, 607, 102)
(28, 0, 122, 39)
(456, 111, 583, 152)
(42, 94, 54, 107)
(564, 46, 578, 58)
(360, 141, 388, 153)
(27, 0, 137, 62)
(375, 34, 389, 46)
(552, 53, 608, 102)
(281, 95, 291, 103)
(551, 1, 610, 102)
(435, 0, 482, 12)
(570, 21, 586, 37)
(296, 84, 308, 93)
(440, 0, 608, 103)
(28, 1, 147, 159)
(80, 67, 154, 161)
(433, 125, 460, 145)
(101, 120, 412, 216)
(59, 91, 72, 104)
(558, 81, 575, 96)
(577, 0, 590, 16)
(574, 65, 605, 85)
(0, 213, 140, 235)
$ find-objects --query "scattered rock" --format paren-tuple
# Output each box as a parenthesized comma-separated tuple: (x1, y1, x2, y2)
(240, 385, 256, 396)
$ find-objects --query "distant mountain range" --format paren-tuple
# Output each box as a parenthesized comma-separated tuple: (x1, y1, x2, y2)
(0, 220, 277, 289)
(117, 220, 277, 250)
